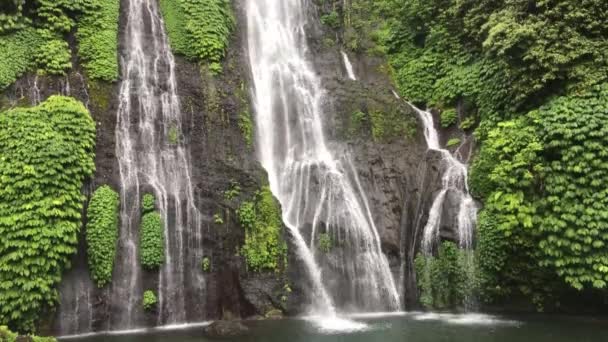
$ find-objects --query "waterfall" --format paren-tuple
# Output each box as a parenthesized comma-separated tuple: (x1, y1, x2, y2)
(247, 0, 400, 315)
(112, 0, 203, 329)
(341, 51, 357, 80)
(411, 107, 477, 252)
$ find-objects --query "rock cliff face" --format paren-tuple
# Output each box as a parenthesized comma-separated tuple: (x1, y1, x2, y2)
(0, 0, 461, 335)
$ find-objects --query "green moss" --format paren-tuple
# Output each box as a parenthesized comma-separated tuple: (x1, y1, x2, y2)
(140, 212, 165, 269)
(237, 187, 286, 272)
(143, 290, 157, 310)
(86, 185, 120, 288)
(87, 80, 113, 112)
(369, 109, 417, 142)
(0, 96, 96, 332)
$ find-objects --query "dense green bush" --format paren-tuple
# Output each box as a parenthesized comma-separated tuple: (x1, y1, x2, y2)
(0, 96, 96, 332)
(141, 193, 156, 214)
(140, 212, 165, 269)
(76, 0, 120, 81)
(237, 187, 286, 272)
(86, 185, 120, 287)
(0, 325, 56, 342)
(440, 109, 457, 128)
(159, 0, 234, 73)
(0, 27, 41, 89)
(142, 290, 157, 310)
(414, 241, 472, 310)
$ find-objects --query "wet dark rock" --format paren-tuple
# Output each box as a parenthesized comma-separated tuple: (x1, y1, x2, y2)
(202, 320, 249, 338)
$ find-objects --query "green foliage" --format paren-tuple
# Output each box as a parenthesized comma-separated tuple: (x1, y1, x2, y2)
(0, 325, 56, 342)
(142, 290, 157, 310)
(140, 212, 165, 269)
(320, 11, 340, 29)
(369, 109, 417, 142)
(159, 0, 234, 73)
(213, 213, 224, 225)
(238, 109, 254, 148)
(224, 180, 241, 201)
(76, 0, 120, 81)
(86, 185, 120, 288)
(460, 116, 476, 131)
(317, 233, 332, 253)
(414, 241, 471, 310)
(201, 257, 210, 272)
(535, 85, 608, 290)
(446, 138, 461, 148)
(472, 85, 608, 303)
(142, 194, 156, 214)
(440, 109, 457, 128)
(237, 187, 286, 272)
(0, 96, 96, 332)
(34, 32, 72, 75)
(167, 125, 179, 145)
(0, 27, 41, 90)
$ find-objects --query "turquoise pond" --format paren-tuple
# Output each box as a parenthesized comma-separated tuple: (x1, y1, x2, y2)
(60, 312, 607, 341)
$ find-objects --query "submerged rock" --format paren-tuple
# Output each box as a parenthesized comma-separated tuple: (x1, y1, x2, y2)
(202, 321, 249, 338)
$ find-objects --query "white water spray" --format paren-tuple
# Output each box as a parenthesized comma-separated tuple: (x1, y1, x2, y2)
(341, 51, 357, 80)
(113, 0, 203, 329)
(247, 0, 400, 315)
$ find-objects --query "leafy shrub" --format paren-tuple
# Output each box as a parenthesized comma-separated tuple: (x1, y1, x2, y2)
(369, 109, 417, 142)
(142, 193, 156, 214)
(0, 96, 96, 332)
(143, 290, 157, 310)
(440, 109, 457, 128)
(237, 187, 286, 272)
(446, 138, 461, 148)
(140, 212, 165, 269)
(159, 0, 234, 73)
(321, 11, 340, 29)
(0, 325, 56, 342)
(317, 233, 332, 253)
(201, 257, 210, 272)
(76, 0, 120, 81)
(414, 241, 471, 309)
(0, 27, 41, 89)
(86, 185, 120, 287)
(34, 33, 72, 75)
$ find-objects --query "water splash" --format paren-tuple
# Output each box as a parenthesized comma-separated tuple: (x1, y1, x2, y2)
(246, 0, 400, 314)
(112, 0, 203, 329)
(341, 51, 357, 80)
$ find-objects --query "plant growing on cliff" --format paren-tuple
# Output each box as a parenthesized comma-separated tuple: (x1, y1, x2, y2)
(414, 241, 471, 310)
(0, 96, 96, 332)
(0, 27, 41, 90)
(143, 290, 158, 310)
(317, 233, 332, 253)
(201, 257, 211, 272)
(142, 193, 156, 214)
(440, 109, 457, 128)
(159, 0, 234, 74)
(140, 212, 165, 269)
(237, 187, 287, 272)
(86, 185, 120, 288)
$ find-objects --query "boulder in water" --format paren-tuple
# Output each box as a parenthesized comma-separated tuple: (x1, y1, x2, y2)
(202, 321, 249, 338)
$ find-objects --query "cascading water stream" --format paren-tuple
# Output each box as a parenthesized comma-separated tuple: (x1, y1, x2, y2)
(247, 0, 400, 315)
(341, 51, 357, 80)
(113, 0, 202, 329)
(410, 106, 477, 252)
